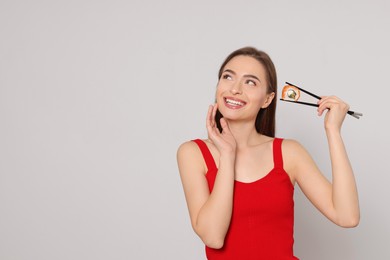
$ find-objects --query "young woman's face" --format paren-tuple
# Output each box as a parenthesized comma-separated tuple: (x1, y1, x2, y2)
(216, 55, 274, 122)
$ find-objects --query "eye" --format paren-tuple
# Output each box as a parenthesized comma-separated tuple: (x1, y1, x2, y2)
(246, 79, 256, 86)
(222, 74, 233, 80)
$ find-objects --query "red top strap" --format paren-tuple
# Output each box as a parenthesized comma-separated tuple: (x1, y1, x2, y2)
(193, 138, 283, 171)
(273, 138, 284, 169)
(192, 139, 217, 171)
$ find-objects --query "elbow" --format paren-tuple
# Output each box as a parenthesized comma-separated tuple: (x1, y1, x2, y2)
(202, 236, 224, 249)
(333, 206, 360, 228)
(337, 215, 360, 228)
(193, 226, 225, 249)
(341, 218, 360, 228)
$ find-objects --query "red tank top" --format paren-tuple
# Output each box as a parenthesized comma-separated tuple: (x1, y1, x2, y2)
(193, 138, 299, 260)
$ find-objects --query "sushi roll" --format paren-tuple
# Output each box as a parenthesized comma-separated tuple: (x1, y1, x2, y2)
(281, 85, 300, 101)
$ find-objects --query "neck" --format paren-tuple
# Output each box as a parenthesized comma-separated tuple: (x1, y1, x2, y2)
(225, 119, 264, 149)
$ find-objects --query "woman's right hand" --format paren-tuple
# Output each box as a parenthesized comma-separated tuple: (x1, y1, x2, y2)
(206, 104, 236, 155)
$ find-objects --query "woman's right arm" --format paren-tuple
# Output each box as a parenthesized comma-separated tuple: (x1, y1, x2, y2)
(177, 104, 236, 249)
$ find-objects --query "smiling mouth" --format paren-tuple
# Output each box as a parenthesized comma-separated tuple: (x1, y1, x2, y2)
(224, 97, 247, 108)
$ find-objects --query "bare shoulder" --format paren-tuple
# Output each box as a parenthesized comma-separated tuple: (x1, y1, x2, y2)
(177, 140, 206, 173)
(177, 140, 199, 157)
(281, 139, 313, 176)
(177, 139, 216, 159)
(281, 138, 307, 155)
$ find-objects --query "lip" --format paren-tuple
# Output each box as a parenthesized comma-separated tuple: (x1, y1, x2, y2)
(223, 97, 247, 109)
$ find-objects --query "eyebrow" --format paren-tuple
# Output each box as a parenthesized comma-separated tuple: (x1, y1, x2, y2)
(223, 69, 261, 82)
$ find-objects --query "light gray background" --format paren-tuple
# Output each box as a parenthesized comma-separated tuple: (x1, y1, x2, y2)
(1, 0, 389, 259)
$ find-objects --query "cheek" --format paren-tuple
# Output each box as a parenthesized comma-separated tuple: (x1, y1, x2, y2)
(253, 95, 265, 104)
(215, 83, 225, 99)
(216, 93, 224, 107)
(215, 85, 228, 111)
(250, 91, 268, 109)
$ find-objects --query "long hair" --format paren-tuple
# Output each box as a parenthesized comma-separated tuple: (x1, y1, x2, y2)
(215, 47, 277, 137)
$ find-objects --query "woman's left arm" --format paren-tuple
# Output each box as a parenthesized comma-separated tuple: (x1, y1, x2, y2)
(285, 96, 360, 228)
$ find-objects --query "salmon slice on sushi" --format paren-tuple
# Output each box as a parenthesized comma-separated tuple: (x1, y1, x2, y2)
(279, 82, 363, 119)
(281, 85, 300, 101)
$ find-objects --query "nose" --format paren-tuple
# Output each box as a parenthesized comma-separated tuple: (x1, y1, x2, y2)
(230, 81, 242, 95)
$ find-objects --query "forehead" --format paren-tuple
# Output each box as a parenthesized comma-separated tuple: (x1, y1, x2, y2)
(224, 55, 266, 77)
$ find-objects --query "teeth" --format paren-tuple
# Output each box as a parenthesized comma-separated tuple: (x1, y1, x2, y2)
(226, 98, 245, 106)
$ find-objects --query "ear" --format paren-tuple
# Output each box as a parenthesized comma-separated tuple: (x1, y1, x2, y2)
(261, 92, 275, 108)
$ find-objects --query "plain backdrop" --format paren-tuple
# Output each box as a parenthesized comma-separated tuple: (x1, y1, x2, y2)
(1, 0, 389, 259)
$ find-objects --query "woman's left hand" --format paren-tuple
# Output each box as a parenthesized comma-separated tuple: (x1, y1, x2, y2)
(317, 96, 350, 132)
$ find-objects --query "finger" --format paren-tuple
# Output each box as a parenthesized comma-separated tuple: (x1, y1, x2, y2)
(318, 96, 347, 106)
(220, 117, 231, 135)
(317, 100, 337, 116)
(209, 103, 219, 130)
(212, 103, 218, 122)
(318, 96, 349, 111)
(206, 105, 214, 128)
(206, 105, 217, 139)
(317, 96, 325, 105)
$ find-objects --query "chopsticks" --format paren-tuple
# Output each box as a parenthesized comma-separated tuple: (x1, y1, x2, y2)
(285, 81, 321, 99)
(280, 82, 363, 119)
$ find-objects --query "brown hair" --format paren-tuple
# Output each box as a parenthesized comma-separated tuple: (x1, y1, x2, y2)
(215, 47, 277, 137)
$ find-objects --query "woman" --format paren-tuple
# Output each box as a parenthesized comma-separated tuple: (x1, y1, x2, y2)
(177, 47, 359, 259)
